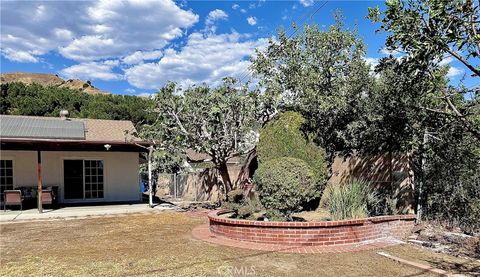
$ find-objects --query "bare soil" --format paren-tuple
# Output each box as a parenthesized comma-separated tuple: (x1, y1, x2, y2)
(412, 223, 480, 259)
(1, 211, 478, 276)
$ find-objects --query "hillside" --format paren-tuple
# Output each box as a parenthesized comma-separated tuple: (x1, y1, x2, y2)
(0, 72, 108, 95)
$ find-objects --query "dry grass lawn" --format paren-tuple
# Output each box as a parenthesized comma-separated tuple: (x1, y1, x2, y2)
(1, 211, 478, 276)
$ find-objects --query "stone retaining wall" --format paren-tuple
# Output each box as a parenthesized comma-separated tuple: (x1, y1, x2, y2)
(208, 211, 415, 246)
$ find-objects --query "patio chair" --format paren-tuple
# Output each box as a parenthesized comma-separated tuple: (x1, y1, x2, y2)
(41, 189, 54, 205)
(3, 190, 23, 211)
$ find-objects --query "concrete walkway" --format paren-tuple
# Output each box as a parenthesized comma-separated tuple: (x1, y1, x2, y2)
(0, 203, 181, 222)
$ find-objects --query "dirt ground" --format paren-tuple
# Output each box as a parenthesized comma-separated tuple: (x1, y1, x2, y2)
(1, 211, 478, 276)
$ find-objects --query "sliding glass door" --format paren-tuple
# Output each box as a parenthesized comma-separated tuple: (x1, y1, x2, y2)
(64, 160, 104, 200)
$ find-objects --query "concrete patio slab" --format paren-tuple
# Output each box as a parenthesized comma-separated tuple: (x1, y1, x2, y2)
(0, 203, 180, 222)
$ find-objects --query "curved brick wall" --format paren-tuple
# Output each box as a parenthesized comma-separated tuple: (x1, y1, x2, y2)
(208, 211, 415, 246)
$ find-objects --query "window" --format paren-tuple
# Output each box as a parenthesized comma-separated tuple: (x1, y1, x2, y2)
(1, 160, 14, 200)
(84, 160, 104, 199)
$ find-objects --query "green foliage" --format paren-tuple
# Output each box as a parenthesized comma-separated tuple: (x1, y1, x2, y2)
(0, 82, 155, 127)
(264, 209, 286, 222)
(251, 14, 374, 155)
(254, 157, 316, 220)
(257, 111, 327, 187)
(223, 188, 262, 219)
(368, 0, 480, 139)
(144, 78, 262, 193)
(227, 188, 246, 205)
(323, 179, 380, 220)
(367, 0, 479, 231)
(355, 58, 448, 153)
(422, 121, 480, 233)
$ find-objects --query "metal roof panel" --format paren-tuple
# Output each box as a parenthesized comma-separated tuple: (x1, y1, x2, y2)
(0, 115, 85, 140)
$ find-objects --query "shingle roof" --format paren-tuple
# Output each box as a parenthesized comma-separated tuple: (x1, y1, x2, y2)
(0, 115, 139, 143)
(80, 118, 138, 142)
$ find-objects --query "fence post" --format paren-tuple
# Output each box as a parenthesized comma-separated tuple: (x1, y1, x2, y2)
(194, 177, 197, 202)
(173, 173, 177, 199)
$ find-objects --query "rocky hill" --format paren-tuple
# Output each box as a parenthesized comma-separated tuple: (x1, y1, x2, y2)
(0, 72, 109, 95)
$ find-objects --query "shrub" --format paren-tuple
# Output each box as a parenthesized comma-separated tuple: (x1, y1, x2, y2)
(254, 157, 316, 220)
(323, 179, 380, 220)
(223, 188, 262, 219)
(227, 188, 245, 205)
(257, 111, 327, 187)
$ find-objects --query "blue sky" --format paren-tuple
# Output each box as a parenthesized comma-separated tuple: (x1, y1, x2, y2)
(0, 0, 470, 96)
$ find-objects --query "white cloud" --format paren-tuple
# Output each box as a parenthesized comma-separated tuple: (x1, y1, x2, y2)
(205, 9, 228, 26)
(299, 0, 315, 7)
(447, 67, 463, 78)
(137, 92, 155, 98)
(123, 50, 163, 65)
(1, 0, 198, 63)
(204, 9, 228, 33)
(232, 4, 240, 10)
(380, 47, 401, 56)
(59, 35, 118, 61)
(1, 48, 39, 63)
(363, 57, 379, 68)
(363, 57, 380, 78)
(124, 88, 136, 94)
(437, 56, 463, 78)
(439, 56, 453, 66)
(240, 9, 247, 14)
(60, 60, 122, 81)
(53, 28, 73, 41)
(247, 17, 257, 26)
(124, 32, 268, 89)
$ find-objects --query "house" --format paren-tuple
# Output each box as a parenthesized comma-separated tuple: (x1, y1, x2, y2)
(0, 113, 150, 204)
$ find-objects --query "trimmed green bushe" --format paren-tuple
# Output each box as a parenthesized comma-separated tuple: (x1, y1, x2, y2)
(254, 157, 316, 220)
(223, 188, 262, 220)
(257, 111, 327, 189)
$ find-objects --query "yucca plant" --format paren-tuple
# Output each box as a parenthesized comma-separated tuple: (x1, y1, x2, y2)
(323, 179, 379, 220)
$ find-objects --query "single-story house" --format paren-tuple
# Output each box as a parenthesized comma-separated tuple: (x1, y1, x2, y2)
(0, 113, 150, 204)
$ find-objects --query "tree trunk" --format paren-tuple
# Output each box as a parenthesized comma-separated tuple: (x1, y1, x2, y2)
(218, 161, 232, 196)
(236, 148, 257, 188)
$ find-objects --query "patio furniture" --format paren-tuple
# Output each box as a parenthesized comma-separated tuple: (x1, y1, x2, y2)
(15, 186, 59, 209)
(3, 190, 23, 211)
(41, 189, 54, 205)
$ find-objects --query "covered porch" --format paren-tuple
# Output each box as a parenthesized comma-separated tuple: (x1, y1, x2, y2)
(1, 115, 154, 213)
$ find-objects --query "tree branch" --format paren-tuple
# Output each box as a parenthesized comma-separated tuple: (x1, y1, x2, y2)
(444, 47, 480, 77)
(167, 110, 190, 136)
(440, 88, 480, 140)
(467, 0, 480, 54)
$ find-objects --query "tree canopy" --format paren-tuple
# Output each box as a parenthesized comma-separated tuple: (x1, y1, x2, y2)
(141, 78, 262, 195)
(368, 0, 480, 139)
(251, 15, 374, 157)
(1, 82, 155, 127)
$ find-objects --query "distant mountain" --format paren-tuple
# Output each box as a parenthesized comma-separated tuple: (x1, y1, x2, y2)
(0, 72, 109, 95)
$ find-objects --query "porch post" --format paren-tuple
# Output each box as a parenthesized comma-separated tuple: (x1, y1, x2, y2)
(148, 145, 153, 208)
(37, 151, 43, 213)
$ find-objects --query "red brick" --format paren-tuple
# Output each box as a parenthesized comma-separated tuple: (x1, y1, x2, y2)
(208, 210, 414, 246)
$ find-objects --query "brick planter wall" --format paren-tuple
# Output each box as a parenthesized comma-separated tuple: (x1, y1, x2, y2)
(208, 211, 415, 246)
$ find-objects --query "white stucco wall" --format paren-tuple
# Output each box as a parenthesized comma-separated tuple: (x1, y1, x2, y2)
(0, 150, 140, 203)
